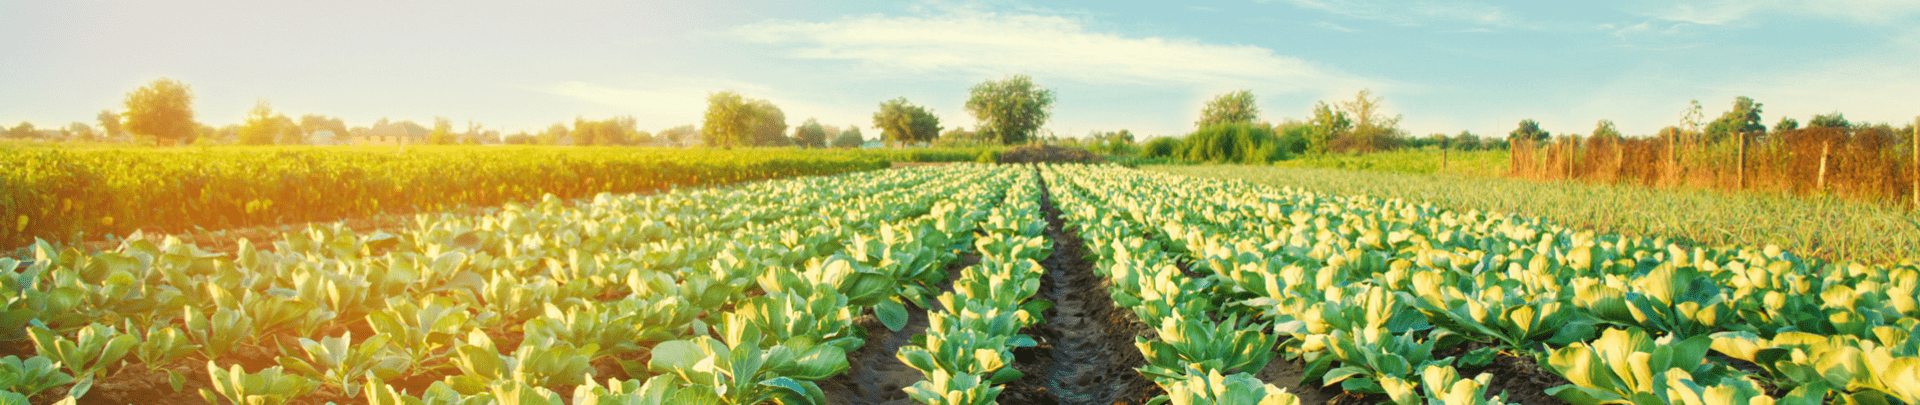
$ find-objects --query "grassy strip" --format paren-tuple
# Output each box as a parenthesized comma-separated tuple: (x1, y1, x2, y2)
(1152, 164, 1920, 265)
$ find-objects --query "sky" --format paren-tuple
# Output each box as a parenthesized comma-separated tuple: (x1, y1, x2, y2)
(3, 0, 1918, 140)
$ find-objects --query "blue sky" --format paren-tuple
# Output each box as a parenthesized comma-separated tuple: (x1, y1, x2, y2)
(4, 0, 1917, 139)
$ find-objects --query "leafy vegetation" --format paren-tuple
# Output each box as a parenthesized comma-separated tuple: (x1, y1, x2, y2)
(1156, 164, 1920, 264)
(1057, 163, 1920, 404)
(1, 164, 1029, 403)
(0, 147, 904, 249)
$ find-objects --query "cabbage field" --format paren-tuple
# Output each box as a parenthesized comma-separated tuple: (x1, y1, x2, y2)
(4, 163, 1918, 405)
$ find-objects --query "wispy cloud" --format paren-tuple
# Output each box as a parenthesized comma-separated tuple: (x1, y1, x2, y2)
(1632, 0, 1920, 25)
(1260, 0, 1529, 29)
(1187, 6, 1221, 12)
(733, 8, 1385, 94)
(1313, 21, 1357, 32)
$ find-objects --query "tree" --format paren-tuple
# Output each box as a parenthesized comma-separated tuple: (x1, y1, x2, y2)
(122, 78, 196, 146)
(1084, 129, 1136, 154)
(659, 125, 698, 146)
(1703, 96, 1764, 142)
(1775, 117, 1799, 131)
(1591, 119, 1622, 140)
(937, 126, 984, 147)
(794, 118, 829, 148)
(1335, 89, 1403, 153)
(274, 115, 303, 145)
(834, 126, 865, 148)
(67, 122, 99, 142)
(747, 100, 789, 146)
(540, 123, 569, 145)
(1197, 90, 1259, 128)
(702, 91, 750, 147)
(97, 110, 126, 141)
(1809, 112, 1849, 129)
(966, 74, 1055, 145)
(1509, 119, 1549, 143)
(874, 98, 942, 146)
(428, 117, 457, 145)
(299, 114, 348, 142)
(7, 122, 39, 139)
(239, 98, 285, 145)
(1305, 102, 1350, 154)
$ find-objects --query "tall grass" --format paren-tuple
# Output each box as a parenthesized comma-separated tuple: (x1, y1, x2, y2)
(1510, 127, 1919, 207)
(1272, 147, 1509, 177)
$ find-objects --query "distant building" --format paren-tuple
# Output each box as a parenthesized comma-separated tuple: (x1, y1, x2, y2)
(352, 123, 428, 146)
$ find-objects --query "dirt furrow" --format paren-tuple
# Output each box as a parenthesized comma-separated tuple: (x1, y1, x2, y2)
(820, 255, 976, 405)
(996, 170, 1161, 405)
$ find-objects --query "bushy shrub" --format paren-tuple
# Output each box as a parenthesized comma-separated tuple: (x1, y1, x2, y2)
(998, 144, 1102, 164)
(976, 149, 1001, 163)
(1178, 123, 1288, 164)
(1139, 137, 1183, 158)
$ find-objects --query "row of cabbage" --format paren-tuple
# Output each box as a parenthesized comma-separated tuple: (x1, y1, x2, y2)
(1042, 165, 1306, 405)
(893, 168, 1053, 405)
(1, 164, 1018, 404)
(1043, 164, 1920, 405)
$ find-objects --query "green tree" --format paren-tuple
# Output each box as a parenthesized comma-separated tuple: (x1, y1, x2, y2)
(833, 126, 865, 148)
(794, 118, 829, 148)
(67, 122, 99, 142)
(1703, 96, 1764, 142)
(966, 74, 1055, 145)
(702, 91, 751, 147)
(97, 110, 126, 141)
(874, 98, 942, 146)
(6, 122, 38, 139)
(1305, 101, 1350, 154)
(1509, 119, 1549, 143)
(275, 115, 303, 145)
(1336, 89, 1403, 153)
(299, 114, 348, 142)
(1809, 112, 1849, 129)
(1591, 119, 1622, 140)
(239, 98, 285, 145)
(428, 116, 456, 145)
(122, 78, 197, 146)
(659, 124, 698, 146)
(1197, 90, 1258, 127)
(1775, 117, 1799, 131)
(540, 123, 569, 145)
(747, 100, 789, 146)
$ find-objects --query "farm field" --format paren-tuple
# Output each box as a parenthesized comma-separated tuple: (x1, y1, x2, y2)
(0, 146, 1000, 252)
(4, 162, 1919, 405)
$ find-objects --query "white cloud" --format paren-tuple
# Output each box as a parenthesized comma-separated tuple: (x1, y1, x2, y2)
(1634, 0, 1920, 25)
(1313, 21, 1357, 32)
(732, 9, 1385, 95)
(1261, 0, 1529, 28)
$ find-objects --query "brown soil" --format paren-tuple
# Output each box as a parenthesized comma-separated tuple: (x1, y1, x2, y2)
(819, 254, 976, 405)
(993, 171, 1162, 405)
(1459, 352, 1572, 405)
(1252, 355, 1363, 405)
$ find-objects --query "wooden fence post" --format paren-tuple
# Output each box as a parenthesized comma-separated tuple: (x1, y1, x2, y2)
(1738, 131, 1748, 189)
(1819, 140, 1831, 193)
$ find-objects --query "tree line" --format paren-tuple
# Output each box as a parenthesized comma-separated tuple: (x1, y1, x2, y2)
(10, 75, 1071, 149)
